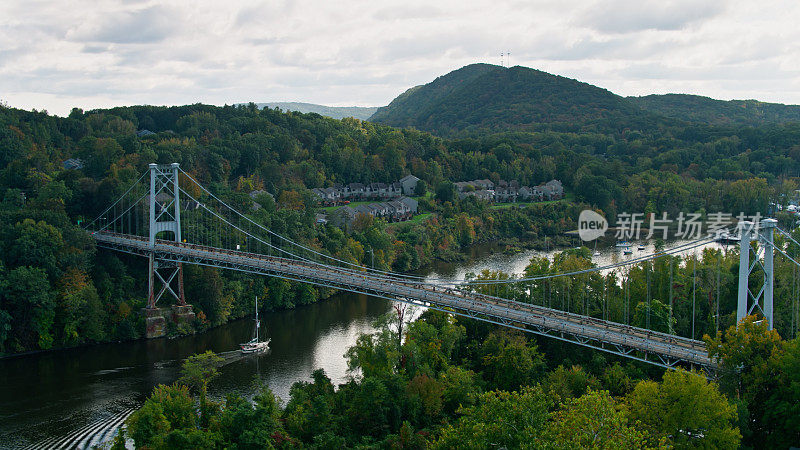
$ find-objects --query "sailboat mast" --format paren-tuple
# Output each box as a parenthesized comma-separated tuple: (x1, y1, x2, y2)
(255, 296, 259, 341)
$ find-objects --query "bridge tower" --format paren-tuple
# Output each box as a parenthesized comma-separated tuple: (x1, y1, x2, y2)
(146, 163, 187, 310)
(737, 218, 777, 329)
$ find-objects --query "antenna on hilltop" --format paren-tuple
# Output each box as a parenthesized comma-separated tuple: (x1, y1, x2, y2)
(500, 52, 504, 67)
(507, 51, 511, 67)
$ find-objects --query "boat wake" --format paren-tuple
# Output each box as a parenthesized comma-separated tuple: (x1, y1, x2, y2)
(20, 407, 135, 450)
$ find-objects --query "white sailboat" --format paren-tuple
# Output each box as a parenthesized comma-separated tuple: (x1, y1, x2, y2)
(240, 296, 270, 354)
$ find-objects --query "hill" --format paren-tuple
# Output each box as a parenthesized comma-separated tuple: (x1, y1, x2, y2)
(628, 94, 800, 126)
(369, 63, 498, 127)
(250, 102, 378, 120)
(368, 64, 656, 135)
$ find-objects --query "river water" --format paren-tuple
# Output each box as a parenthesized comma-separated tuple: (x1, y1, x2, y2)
(0, 238, 726, 449)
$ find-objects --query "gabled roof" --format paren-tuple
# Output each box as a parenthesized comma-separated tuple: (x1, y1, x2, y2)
(399, 174, 420, 183)
(398, 196, 418, 208)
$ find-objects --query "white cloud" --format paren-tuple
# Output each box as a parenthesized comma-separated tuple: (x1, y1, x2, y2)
(0, 0, 799, 116)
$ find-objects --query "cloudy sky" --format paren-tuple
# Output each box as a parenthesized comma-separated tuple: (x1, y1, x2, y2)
(2, 0, 799, 116)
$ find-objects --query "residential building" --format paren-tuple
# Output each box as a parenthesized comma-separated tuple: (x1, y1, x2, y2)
(329, 206, 356, 228)
(399, 196, 418, 213)
(399, 175, 420, 195)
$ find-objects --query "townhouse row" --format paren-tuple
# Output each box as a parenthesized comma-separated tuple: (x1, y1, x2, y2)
(311, 175, 420, 205)
(455, 179, 564, 202)
(327, 196, 419, 229)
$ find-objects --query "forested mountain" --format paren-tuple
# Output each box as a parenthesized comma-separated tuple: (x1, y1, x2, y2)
(370, 64, 800, 135)
(369, 63, 498, 128)
(629, 93, 800, 126)
(247, 102, 378, 120)
(369, 64, 658, 135)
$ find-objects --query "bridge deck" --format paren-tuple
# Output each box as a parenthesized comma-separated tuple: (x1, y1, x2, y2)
(92, 232, 713, 370)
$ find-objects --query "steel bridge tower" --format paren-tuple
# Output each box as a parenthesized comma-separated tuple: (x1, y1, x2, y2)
(147, 163, 187, 309)
(738, 218, 777, 329)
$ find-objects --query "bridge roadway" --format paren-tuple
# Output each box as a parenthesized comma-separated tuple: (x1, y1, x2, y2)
(92, 231, 714, 371)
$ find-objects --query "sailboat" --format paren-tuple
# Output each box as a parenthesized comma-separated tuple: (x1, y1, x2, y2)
(241, 296, 270, 354)
(592, 240, 600, 257)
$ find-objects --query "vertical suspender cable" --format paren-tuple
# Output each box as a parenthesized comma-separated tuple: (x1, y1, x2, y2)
(692, 257, 697, 340)
(647, 264, 651, 330)
(669, 259, 673, 334)
(716, 256, 721, 334)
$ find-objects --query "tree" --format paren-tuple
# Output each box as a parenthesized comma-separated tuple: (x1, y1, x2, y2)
(221, 385, 285, 447)
(633, 299, 675, 334)
(755, 337, 800, 448)
(435, 181, 455, 203)
(706, 316, 800, 447)
(543, 365, 601, 402)
(705, 315, 782, 398)
(479, 330, 546, 391)
(404, 310, 465, 374)
(405, 374, 444, 424)
(179, 350, 223, 425)
(6, 219, 65, 280)
(2, 266, 54, 350)
(283, 369, 336, 443)
(126, 384, 198, 449)
(432, 387, 551, 449)
(625, 370, 740, 448)
(543, 389, 647, 449)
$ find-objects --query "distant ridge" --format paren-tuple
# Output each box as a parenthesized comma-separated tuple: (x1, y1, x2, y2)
(250, 102, 378, 120)
(627, 94, 800, 127)
(368, 64, 649, 135)
(369, 63, 800, 135)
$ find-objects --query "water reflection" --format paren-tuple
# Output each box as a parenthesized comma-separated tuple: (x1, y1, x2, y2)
(423, 239, 728, 282)
(0, 293, 391, 448)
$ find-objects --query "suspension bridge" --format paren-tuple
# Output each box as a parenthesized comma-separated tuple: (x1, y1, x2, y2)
(84, 163, 800, 373)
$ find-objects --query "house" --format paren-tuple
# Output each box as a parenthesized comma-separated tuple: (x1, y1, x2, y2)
(345, 183, 365, 199)
(388, 200, 411, 221)
(353, 204, 373, 217)
(399, 175, 420, 195)
(62, 158, 84, 170)
(459, 189, 494, 202)
(472, 179, 494, 190)
(329, 206, 356, 228)
(454, 181, 474, 192)
(390, 182, 403, 197)
(368, 203, 389, 217)
(543, 180, 564, 200)
(366, 183, 390, 199)
(518, 186, 533, 201)
(249, 190, 273, 210)
(495, 185, 518, 202)
(136, 129, 156, 137)
(311, 187, 341, 205)
(398, 196, 418, 213)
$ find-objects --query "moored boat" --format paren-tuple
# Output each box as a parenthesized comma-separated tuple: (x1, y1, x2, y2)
(241, 296, 270, 354)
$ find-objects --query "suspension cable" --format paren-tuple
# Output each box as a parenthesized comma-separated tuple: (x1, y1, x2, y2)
(84, 169, 148, 230)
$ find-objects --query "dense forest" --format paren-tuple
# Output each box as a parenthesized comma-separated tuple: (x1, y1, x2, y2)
(629, 94, 800, 127)
(119, 308, 798, 449)
(1, 87, 798, 355)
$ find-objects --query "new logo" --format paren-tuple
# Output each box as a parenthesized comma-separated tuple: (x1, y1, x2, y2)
(578, 210, 608, 242)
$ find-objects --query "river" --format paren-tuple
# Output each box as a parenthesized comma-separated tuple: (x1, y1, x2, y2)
(0, 238, 726, 449)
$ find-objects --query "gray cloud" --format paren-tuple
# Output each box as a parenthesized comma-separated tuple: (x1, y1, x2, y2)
(1, 0, 799, 115)
(67, 5, 176, 44)
(578, 0, 726, 33)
